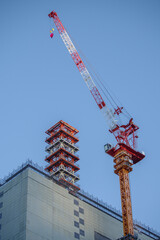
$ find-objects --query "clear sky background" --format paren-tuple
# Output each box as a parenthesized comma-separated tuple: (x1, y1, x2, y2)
(0, 0, 160, 233)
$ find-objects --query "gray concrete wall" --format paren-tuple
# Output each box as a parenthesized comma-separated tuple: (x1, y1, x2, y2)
(0, 170, 27, 240)
(26, 168, 75, 240)
(0, 167, 156, 240)
(25, 168, 154, 240)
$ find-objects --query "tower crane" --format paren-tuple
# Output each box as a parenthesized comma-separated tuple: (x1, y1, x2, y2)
(48, 11, 145, 240)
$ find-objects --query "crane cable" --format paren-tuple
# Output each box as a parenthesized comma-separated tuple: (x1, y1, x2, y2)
(77, 47, 132, 120)
(76, 42, 132, 120)
(60, 23, 132, 120)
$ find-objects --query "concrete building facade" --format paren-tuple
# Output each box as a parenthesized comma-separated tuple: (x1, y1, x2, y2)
(0, 161, 159, 240)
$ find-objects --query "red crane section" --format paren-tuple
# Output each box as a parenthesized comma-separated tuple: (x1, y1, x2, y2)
(48, 11, 145, 239)
(48, 11, 144, 160)
(48, 11, 106, 111)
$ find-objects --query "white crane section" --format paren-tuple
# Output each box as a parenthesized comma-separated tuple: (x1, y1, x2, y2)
(60, 30, 117, 129)
(49, 11, 117, 130)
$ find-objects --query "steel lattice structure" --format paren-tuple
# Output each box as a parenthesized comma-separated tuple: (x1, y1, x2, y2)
(45, 120, 80, 192)
(48, 11, 145, 239)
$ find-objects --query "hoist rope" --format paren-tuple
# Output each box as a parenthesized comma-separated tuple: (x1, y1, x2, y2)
(61, 23, 132, 120)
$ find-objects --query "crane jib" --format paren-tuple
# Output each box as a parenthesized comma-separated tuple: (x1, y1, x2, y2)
(48, 11, 107, 111)
(48, 10, 143, 150)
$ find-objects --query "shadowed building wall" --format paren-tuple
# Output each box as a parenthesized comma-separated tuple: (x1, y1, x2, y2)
(0, 164, 159, 240)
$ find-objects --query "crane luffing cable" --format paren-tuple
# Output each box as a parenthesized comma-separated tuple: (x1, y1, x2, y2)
(70, 43, 132, 122)
(48, 11, 139, 150)
(62, 24, 123, 114)
(48, 11, 145, 239)
(63, 21, 132, 121)
(75, 46, 132, 122)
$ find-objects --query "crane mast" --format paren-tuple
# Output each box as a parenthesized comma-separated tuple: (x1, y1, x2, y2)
(48, 11, 145, 240)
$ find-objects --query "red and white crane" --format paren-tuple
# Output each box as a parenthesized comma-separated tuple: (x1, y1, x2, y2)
(48, 11, 145, 239)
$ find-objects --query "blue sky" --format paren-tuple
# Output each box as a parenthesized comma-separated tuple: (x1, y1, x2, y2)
(0, 0, 160, 232)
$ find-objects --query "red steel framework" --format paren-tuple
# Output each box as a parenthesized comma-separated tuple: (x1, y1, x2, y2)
(45, 120, 80, 192)
(48, 10, 143, 153)
(48, 11, 145, 239)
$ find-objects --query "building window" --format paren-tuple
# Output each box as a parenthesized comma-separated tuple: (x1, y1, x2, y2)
(79, 218, 84, 225)
(74, 232, 80, 239)
(0, 203, 3, 209)
(0, 213, 2, 219)
(74, 210, 79, 217)
(0, 192, 3, 198)
(79, 207, 84, 214)
(74, 221, 79, 228)
(80, 229, 85, 236)
(74, 199, 79, 206)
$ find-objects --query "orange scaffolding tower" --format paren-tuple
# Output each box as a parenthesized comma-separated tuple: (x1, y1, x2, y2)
(45, 120, 80, 192)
